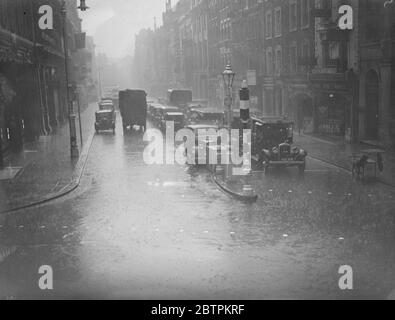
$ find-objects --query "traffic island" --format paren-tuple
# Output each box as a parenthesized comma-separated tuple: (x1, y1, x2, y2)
(211, 166, 258, 203)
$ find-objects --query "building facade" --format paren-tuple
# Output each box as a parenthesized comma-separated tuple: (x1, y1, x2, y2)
(0, 0, 93, 154)
(133, 0, 395, 147)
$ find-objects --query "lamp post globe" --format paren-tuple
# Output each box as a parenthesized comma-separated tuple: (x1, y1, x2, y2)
(78, 0, 90, 12)
(222, 63, 235, 91)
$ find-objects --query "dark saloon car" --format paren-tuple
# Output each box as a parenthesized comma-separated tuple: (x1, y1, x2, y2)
(251, 116, 307, 174)
(95, 110, 116, 134)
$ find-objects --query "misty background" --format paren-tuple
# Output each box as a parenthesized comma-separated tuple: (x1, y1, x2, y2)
(79, 0, 167, 90)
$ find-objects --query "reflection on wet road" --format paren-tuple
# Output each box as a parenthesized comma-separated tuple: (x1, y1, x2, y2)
(1, 118, 395, 299)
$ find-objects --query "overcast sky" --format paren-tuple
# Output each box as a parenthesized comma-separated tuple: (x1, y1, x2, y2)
(79, 0, 169, 59)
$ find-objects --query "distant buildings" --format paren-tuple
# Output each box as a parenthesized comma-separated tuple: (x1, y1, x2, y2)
(133, 0, 395, 148)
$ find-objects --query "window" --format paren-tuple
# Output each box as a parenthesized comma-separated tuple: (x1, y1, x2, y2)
(301, 0, 310, 28)
(289, 44, 297, 74)
(265, 11, 272, 39)
(323, 41, 341, 67)
(301, 40, 310, 73)
(274, 7, 282, 37)
(366, 1, 381, 40)
(275, 47, 282, 76)
(266, 48, 273, 75)
(289, 0, 297, 32)
(328, 41, 340, 60)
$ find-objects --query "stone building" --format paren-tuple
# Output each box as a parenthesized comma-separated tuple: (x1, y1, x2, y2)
(0, 0, 90, 154)
(133, 0, 395, 147)
(357, 0, 395, 147)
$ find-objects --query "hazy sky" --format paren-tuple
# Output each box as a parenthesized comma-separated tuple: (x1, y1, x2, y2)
(79, 0, 168, 59)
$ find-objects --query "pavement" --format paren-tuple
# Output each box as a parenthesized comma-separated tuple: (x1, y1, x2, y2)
(294, 133, 395, 187)
(0, 103, 97, 214)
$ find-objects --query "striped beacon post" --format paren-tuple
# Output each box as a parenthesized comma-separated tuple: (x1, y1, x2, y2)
(239, 80, 250, 129)
(239, 80, 253, 196)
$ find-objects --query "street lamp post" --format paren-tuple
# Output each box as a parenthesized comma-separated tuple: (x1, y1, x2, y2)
(222, 63, 235, 179)
(61, 0, 89, 158)
(222, 63, 235, 130)
(61, 0, 79, 158)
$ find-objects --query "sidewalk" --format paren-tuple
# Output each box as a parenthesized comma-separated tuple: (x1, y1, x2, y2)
(0, 103, 97, 214)
(294, 133, 395, 187)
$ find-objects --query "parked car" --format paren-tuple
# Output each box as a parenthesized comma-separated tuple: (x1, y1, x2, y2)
(157, 107, 185, 132)
(95, 109, 116, 134)
(119, 89, 147, 132)
(251, 116, 307, 174)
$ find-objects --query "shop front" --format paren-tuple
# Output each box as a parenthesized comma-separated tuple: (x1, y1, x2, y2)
(310, 74, 354, 142)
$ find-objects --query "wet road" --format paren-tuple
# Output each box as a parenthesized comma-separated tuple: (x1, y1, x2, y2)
(1, 116, 395, 299)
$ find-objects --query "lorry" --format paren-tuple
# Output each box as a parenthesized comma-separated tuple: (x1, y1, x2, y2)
(119, 89, 147, 132)
(166, 89, 193, 113)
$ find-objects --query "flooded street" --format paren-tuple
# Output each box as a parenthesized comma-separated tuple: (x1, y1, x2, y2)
(0, 116, 394, 300)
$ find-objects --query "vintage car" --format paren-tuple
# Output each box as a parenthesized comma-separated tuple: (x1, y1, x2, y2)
(251, 116, 307, 174)
(186, 108, 225, 127)
(186, 100, 209, 113)
(98, 100, 114, 111)
(151, 105, 185, 131)
(159, 110, 185, 132)
(95, 109, 116, 133)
